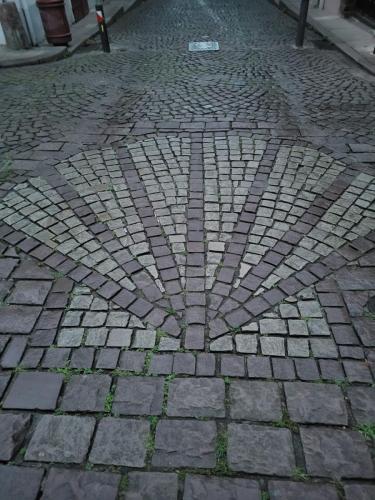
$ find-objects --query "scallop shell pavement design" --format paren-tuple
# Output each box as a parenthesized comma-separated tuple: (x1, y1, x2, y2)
(0, 135, 374, 349)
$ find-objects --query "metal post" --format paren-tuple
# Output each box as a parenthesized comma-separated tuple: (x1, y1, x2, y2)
(96, 4, 110, 53)
(295, 0, 310, 48)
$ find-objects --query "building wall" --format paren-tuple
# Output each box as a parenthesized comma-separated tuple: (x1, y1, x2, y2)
(272, 0, 344, 16)
(0, 22, 6, 45)
(314, 0, 343, 15)
(15, 0, 45, 45)
(0, 0, 93, 47)
(65, 0, 76, 26)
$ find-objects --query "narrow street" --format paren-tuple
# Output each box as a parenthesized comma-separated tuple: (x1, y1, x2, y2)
(0, 0, 374, 498)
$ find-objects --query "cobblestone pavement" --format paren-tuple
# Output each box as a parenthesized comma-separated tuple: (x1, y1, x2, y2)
(0, 0, 375, 498)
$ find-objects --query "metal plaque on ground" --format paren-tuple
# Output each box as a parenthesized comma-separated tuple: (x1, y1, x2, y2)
(188, 41, 219, 52)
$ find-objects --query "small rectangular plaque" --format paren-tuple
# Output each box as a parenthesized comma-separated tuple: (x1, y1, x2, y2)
(188, 41, 219, 52)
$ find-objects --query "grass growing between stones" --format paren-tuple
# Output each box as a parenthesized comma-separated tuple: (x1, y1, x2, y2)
(13, 366, 26, 374)
(357, 423, 375, 441)
(165, 308, 178, 317)
(0, 289, 11, 308)
(273, 409, 298, 433)
(118, 475, 129, 493)
(52, 271, 65, 280)
(112, 369, 143, 377)
(143, 329, 169, 355)
(333, 480, 346, 500)
(177, 470, 186, 481)
(52, 367, 98, 382)
(156, 329, 168, 341)
(173, 428, 232, 478)
(334, 379, 350, 389)
(104, 386, 115, 414)
(223, 376, 231, 410)
(214, 428, 231, 476)
(144, 352, 153, 373)
(292, 467, 310, 481)
(54, 408, 66, 415)
(229, 326, 242, 334)
(145, 416, 159, 463)
(161, 374, 176, 414)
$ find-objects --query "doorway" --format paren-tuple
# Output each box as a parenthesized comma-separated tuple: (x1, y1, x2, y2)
(71, 0, 89, 22)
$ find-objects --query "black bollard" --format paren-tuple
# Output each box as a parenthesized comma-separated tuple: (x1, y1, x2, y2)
(295, 0, 310, 48)
(96, 4, 111, 53)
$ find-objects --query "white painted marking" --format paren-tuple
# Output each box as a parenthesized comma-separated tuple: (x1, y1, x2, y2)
(189, 41, 219, 52)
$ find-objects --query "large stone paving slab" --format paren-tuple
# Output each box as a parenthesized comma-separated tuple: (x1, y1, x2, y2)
(8, 280, 52, 305)
(284, 382, 348, 425)
(0, 413, 31, 461)
(0, 258, 18, 279)
(167, 378, 225, 418)
(125, 472, 178, 500)
(3, 372, 63, 410)
(0, 465, 44, 500)
(343, 484, 375, 500)
(60, 374, 112, 412)
(0, 372, 11, 399)
(183, 475, 261, 500)
(268, 481, 339, 500)
(25, 415, 95, 464)
(112, 376, 164, 415)
(300, 427, 374, 478)
(352, 318, 375, 347)
(227, 424, 295, 475)
(0, 306, 41, 334)
(12, 261, 53, 280)
(41, 468, 120, 500)
(152, 420, 217, 468)
(335, 268, 375, 291)
(230, 380, 282, 421)
(347, 386, 375, 424)
(89, 418, 149, 467)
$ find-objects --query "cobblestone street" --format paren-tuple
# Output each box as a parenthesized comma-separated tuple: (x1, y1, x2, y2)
(0, 0, 375, 498)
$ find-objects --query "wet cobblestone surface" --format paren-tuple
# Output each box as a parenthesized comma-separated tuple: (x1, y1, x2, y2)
(0, 0, 374, 498)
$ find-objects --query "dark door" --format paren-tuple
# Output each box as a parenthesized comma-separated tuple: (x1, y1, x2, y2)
(356, 0, 375, 20)
(71, 0, 89, 22)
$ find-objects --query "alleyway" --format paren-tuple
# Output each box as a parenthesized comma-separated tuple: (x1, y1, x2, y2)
(0, 0, 374, 498)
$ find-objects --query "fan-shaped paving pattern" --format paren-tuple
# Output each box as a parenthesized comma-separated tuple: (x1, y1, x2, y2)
(1, 0, 375, 494)
(0, 136, 374, 353)
(59, 149, 161, 285)
(0, 178, 129, 284)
